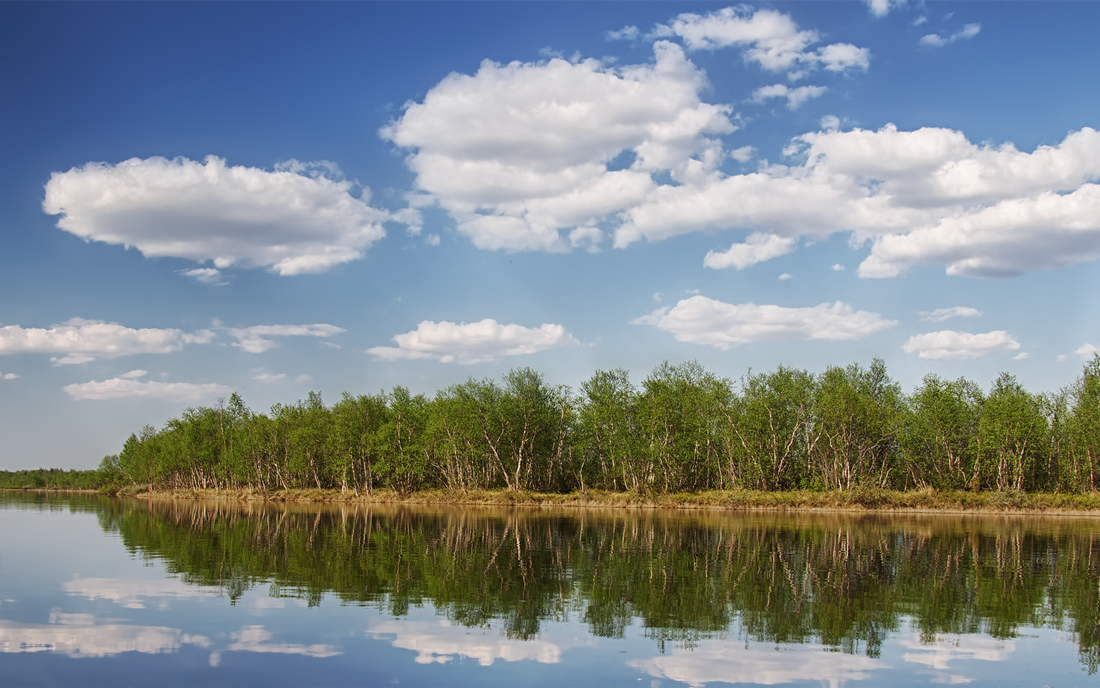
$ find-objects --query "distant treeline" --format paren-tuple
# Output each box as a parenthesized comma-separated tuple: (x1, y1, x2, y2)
(94, 355, 1100, 495)
(0, 467, 100, 490)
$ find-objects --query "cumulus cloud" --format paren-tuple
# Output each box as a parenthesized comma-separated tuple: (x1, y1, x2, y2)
(64, 377, 231, 402)
(182, 268, 223, 284)
(920, 23, 981, 47)
(750, 84, 827, 110)
(43, 156, 395, 275)
(902, 330, 1021, 360)
(368, 319, 578, 364)
(919, 306, 981, 322)
(704, 232, 796, 269)
(634, 296, 895, 349)
(606, 25, 640, 41)
(222, 323, 346, 354)
(0, 318, 214, 364)
(729, 145, 756, 163)
(866, 0, 906, 18)
(253, 371, 287, 384)
(654, 7, 870, 74)
(615, 124, 1100, 278)
(860, 184, 1100, 278)
(1, 372, 18, 380)
(1063, 343, 1100, 363)
(382, 41, 734, 251)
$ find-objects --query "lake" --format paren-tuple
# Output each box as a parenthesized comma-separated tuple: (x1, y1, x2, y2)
(1, 492, 1098, 686)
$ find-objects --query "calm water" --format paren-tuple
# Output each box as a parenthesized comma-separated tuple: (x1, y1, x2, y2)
(1, 493, 1098, 687)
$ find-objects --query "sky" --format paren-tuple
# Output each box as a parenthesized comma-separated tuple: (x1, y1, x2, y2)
(2, 1, 1099, 470)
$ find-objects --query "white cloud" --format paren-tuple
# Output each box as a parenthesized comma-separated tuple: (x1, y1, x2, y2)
(0, 372, 18, 380)
(902, 330, 1021, 360)
(704, 232, 796, 270)
(614, 123, 1100, 278)
(831, 263, 845, 271)
(1074, 343, 1099, 359)
(253, 371, 287, 384)
(860, 183, 1100, 278)
(1013, 352, 1030, 360)
(729, 145, 756, 163)
(751, 84, 827, 110)
(820, 114, 840, 132)
(606, 25, 640, 41)
(182, 268, 223, 284)
(64, 377, 232, 402)
(368, 319, 578, 364)
(865, 0, 906, 18)
(919, 306, 982, 322)
(43, 156, 394, 275)
(778, 273, 793, 281)
(634, 295, 896, 349)
(630, 638, 880, 687)
(382, 41, 734, 251)
(222, 323, 346, 354)
(921, 23, 981, 47)
(120, 369, 148, 379)
(654, 7, 870, 74)
(0, 318, 214, 364)
(426, 233, 441, 246)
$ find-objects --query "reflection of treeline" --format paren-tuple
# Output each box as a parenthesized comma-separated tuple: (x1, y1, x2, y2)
(94, 497, 1100, 670)
(0, 468, 100, 490)
(100, 356, 1100, 494)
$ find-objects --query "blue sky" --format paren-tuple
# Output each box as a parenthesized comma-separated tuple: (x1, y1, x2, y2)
(2, 2, 1099, 470)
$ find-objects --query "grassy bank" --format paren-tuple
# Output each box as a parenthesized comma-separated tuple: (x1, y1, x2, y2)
(106, 485, 1100, 514)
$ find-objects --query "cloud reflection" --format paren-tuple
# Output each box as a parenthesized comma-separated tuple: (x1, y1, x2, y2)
(227, 625, 340, 658)
(63, 577, 220, 609)
(900, 633, 1014, 684)
(0, 612, 209, 657)
(628, 639, 883, 688)
(368, 619, 570, 666)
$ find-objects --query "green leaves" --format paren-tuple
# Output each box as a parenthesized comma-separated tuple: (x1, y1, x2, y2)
(102, 356, 1100, 496)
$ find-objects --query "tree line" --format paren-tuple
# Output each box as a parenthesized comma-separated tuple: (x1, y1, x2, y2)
(96, 356, 1100, 494)
(0, 467, 100, 490)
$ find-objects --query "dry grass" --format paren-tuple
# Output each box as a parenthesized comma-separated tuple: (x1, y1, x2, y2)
(109, 485, 1100, 514)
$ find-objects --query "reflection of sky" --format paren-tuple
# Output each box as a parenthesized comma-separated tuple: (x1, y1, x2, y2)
(0, 611, 210, 657)
(899, 633, 1014, 685)
(368, 619, 588, 666)
(63, 576, 221, 609)
(628, 640, 883, 688)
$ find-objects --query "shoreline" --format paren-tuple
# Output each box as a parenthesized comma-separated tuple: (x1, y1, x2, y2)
(81, 486, 1100, 515)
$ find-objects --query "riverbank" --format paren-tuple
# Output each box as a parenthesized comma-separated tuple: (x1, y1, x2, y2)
(105, 486, 1100, 514)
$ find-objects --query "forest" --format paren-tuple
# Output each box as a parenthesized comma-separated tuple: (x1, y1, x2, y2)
(86, 355, 1100, 496)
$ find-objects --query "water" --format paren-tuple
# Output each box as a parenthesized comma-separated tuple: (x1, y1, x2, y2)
(1, 492, 1098, 686)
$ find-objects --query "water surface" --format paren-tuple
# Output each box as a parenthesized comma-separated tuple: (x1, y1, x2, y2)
(1, 493, 1098, 686)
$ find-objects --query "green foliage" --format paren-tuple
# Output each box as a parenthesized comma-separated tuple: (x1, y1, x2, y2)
(23, 356, 1100, 496)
